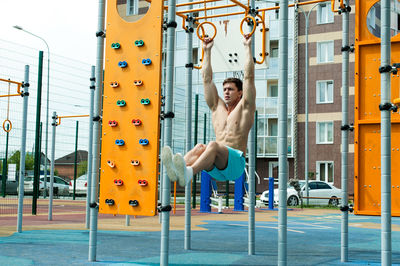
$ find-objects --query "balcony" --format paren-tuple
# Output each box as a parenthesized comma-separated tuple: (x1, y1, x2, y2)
(257, 136, 292, 157)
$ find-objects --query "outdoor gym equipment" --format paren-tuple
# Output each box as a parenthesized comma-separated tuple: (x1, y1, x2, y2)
(239, 15, 257, 37)
(0, 78, 24, 132)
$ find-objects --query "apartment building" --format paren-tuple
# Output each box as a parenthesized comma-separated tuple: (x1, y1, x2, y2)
(296, 0, 355, 194)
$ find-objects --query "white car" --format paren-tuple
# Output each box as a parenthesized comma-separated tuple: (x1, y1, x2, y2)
(69, 174, 88, 195)
(260, 181, 341, 206)
(23, 175, 70, 196)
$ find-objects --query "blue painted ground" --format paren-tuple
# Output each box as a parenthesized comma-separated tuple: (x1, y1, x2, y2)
(0, 213, 400, 265)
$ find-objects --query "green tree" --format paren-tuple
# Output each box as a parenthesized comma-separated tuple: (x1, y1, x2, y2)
(7, 150, 35, 171)
(78, 160, 87, 176)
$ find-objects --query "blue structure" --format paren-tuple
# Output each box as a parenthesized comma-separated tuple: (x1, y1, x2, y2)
(200, 171, 212, 212)
(234, 173, 246, 211)
(268, 177, 274, 210)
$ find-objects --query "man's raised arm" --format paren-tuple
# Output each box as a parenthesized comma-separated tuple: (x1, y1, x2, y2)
(242, 35, 256, 111)
(202, 38, 220, 111)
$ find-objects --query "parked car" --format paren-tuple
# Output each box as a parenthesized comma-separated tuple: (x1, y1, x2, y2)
(0, 175, 18, 195)
(23, 175, 70, 196)
(260, 180, 341, 206)
(69, 174, 88, 195)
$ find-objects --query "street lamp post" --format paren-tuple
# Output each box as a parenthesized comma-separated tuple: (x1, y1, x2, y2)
(296, 3, 319, 206)
(13, 26, 50, 198)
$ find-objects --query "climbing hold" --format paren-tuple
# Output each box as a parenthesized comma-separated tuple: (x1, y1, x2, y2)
(117, 100, 126, 106)
(110, 82, 119, 88)
(108, 120, 118, 127)
(138, 180, 148, 186)
(118, 61, 128, 68)
(142, 58, 152, 65)
(129, 200, 139, 207)
(135, 40, 144, 47)
(115, 139, 125, 146)
(134, 80, 143, 86)
(114, 179, 124, 186)
(131, 160, 140, 166)
(111, 43, 121, 49)
(139, 139, 149, 145)
(107, 160, 115, 168)
(105, 199, 115, 205)
(140, 98, 150, 105)
(132, 119, 142, 126)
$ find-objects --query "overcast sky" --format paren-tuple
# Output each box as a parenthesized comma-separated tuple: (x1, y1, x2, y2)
(0, 0, 98, 65)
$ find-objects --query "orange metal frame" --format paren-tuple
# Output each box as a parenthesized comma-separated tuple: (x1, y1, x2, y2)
(0, 78, 22, 98)
(57, 115, 89, 126)
(172, 0, 329, 69)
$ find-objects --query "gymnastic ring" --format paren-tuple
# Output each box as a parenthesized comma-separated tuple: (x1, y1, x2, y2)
(196, 21, 217, 42)
(2, 119, 12, 132)
(240, 15, 257, 38)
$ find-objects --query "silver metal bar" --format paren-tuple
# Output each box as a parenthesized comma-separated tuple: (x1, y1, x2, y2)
(184, 16, 194, 251)
(278, 0, 288, 265)
(17, 65, 29, 233)
(88, 0, 105, 261)
(86, 66, 95, 229)
(126, 215, 130, 226)
(160, 0, 177, 263)
(340, 0, 349, 262)
(48, 112, 57, 221)
(248, 3, 256, 254)
(380, 0, 392, 265)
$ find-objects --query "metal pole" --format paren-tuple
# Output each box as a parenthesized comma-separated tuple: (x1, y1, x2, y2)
(380, 0, 391, 265)
(3, 124, 10, 198)
(297, 3, 319, 206)
(73, 121, 79, 200)
(304, 10, 309, 206)
(17, 65, 29, 233)
(192, 94, 199, 208)
(2, 124, 10, 197)
(86, 66, 95, 229)
(340, 0, 350, 262)
(184, 15, 194, 251)
(160, 0, 177, 262)
(43, 42, 50, 199)
(248, 6, 256, 255)
(125, 215, 130, 226)
(88, 0, 105, 261)
(11, 27, 50, 199)
(32, 51, 44, 215)
(278, 0, 288, 265)
(48, 112, 57, 221)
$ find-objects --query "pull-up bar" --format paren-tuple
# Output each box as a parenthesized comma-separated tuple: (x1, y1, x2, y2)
(57, 115, 89, 126)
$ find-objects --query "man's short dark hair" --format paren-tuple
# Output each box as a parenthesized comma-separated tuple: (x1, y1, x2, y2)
(223, 77, 243, 91)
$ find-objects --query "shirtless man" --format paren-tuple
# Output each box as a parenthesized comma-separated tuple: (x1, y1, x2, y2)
(162, 34, 256, 186)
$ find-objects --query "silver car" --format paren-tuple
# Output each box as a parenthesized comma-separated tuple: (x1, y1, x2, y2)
(260, 181, 341, 206)
(23, 175, 70, 196)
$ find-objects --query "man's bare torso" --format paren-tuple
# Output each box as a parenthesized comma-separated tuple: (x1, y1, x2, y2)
(211, 98, 254, 155)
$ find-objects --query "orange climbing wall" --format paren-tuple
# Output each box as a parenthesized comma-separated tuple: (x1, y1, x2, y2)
(99, 0, 163, 216)
(354, 0, 400, 216)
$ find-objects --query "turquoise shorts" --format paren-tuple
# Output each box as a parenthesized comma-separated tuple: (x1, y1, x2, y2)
(205, 146, 246, 181)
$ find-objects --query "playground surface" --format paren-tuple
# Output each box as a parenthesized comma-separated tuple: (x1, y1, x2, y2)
(0, 199, 400, 265)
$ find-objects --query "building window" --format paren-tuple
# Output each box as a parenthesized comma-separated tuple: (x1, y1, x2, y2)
(316, 80, 334, 104)
(268, 83, 278, 97)
(316, 121, 333, 144)
(317, 41, 334, 64)
(316, 161, 334, 183)
(317, 2, 334, 24)
(127, 0, 139, 16)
